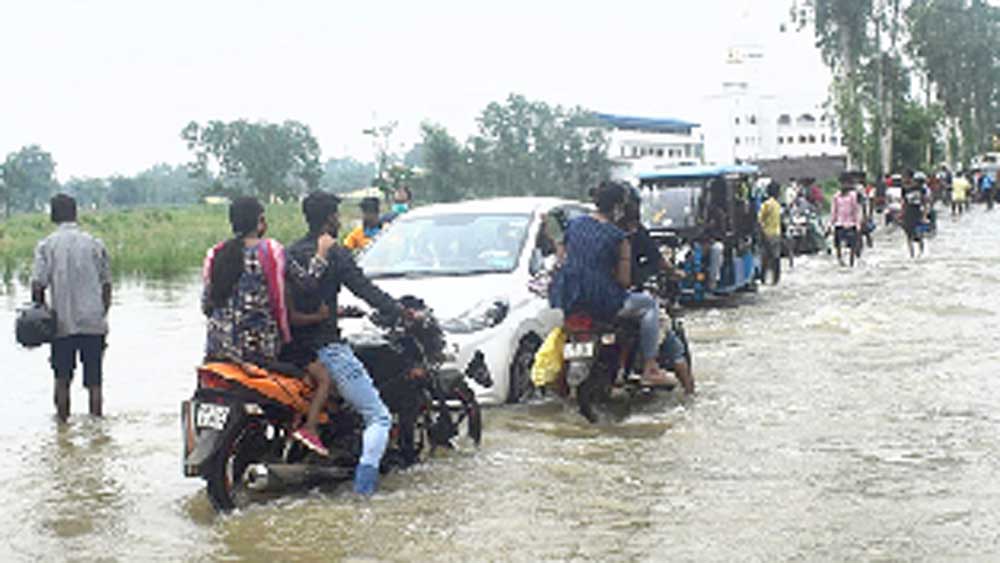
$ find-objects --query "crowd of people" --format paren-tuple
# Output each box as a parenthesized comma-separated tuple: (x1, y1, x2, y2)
(24, 163, 997, 498)
(755, 165, 1000, 272)
(29, 187, 419, 496)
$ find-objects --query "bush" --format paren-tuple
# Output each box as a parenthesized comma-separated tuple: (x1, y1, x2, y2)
(0, 203, 359, 282)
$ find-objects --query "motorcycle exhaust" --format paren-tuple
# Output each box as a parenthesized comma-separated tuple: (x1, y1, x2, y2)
(243, 463, 354, 492)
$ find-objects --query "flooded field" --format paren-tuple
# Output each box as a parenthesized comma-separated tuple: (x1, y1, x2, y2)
(2, 210, 999, 561)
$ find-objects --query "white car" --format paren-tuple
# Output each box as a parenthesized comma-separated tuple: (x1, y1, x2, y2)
(341, 197, 590, 405)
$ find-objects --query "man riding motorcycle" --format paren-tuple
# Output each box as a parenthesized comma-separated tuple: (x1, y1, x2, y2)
(282, 191, 417, 495)
(621, 186, 694, 395)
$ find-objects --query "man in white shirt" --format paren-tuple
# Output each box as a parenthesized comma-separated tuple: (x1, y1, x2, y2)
(32, 194, 112, 421)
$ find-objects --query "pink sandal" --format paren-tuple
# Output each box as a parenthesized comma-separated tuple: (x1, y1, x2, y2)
(292, 428, 330, 457)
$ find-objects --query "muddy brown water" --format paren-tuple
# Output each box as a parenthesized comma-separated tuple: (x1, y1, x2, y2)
(2, 210, 999, 561)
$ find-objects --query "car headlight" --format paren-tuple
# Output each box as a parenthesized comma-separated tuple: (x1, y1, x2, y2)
(441, 298, 509, 334)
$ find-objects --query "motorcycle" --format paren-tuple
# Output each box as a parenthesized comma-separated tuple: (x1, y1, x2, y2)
(784, 206, 826, 256)
(559, 271, 692, 423)
(181, 297, 491, 512)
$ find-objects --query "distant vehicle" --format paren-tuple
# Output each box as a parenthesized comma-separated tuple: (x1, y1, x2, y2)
(638, 164, 761, 303)
(972, 152, 1000, 177)
(346, 197, 592, 405)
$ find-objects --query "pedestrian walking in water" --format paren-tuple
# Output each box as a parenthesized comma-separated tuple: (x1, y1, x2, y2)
(985, 171, 997, 211)
(31, 194, 112, 422)
(951, 171, 970, 217)
(831, 173, 861, 267)
(901, 170, 927, 259)
(757, 182, 783, 284)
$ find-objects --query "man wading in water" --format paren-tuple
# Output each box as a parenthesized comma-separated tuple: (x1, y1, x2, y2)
(32, 194, 112, 422)
(830, 173, 861, 267)
(901, 169, 928, 259)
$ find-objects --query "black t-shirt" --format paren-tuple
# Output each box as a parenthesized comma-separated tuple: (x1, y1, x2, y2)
(902, 186, 924, 226)
(283, 235, 401, 358)
(629, 225, 661, 288)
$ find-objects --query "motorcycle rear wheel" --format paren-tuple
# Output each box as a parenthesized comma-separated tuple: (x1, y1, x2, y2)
(204, 418, 268, 513)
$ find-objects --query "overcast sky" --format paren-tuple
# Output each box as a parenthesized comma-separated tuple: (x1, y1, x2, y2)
(3, 0, 835, 181)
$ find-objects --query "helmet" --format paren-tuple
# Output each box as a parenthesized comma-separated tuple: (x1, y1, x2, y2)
(914, 171, 927, 183)
(15, 303, 56, 348)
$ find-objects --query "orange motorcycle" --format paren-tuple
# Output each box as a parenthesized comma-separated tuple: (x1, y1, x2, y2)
(182, 302, 490, 512)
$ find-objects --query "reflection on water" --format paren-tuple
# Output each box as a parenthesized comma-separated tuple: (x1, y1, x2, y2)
(42, 422, 125, 541)
(0, 212, 999, 560)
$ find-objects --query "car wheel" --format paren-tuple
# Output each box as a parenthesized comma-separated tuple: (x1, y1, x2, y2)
(507, 335, 542, 404)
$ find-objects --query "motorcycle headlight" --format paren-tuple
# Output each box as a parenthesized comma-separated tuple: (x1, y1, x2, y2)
(441, 298, 510, 334)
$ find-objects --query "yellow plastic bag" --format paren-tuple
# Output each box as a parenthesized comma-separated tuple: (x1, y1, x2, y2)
(531, 327, 566, 388)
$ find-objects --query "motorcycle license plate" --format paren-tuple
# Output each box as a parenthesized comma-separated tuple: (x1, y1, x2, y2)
(788, 226, 806, 237)
(563, 342, 595, 360)
(195, 402, 230, 431)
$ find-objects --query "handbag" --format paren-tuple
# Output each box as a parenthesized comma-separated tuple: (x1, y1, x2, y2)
(15, 303, 56, 348)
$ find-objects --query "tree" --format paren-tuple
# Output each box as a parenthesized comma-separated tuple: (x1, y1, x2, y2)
(415, 95, 611, 203)
(374, 163, 417, 201)
(1, 145, 57, 217)
(809, 0, 875, 169)
(320, 157, 376, 193)
(136, 163, 203, 205)
(108, 176, 145, 207)
(892, 100, 944, 170)
(63, 177, 109, 210)
(181, 119, 323, 200)
(418, 123, 467, 202)
(803, 0, 999, 172)
(908, 0, 1000, 165)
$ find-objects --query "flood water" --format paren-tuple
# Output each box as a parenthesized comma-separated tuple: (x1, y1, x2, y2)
(2, 209, 1000, 562)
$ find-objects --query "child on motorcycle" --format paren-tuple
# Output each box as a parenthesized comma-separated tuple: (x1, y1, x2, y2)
(202, 197, 333, 457)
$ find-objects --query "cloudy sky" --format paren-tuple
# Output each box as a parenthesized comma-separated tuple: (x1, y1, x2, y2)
(2, 0, 833, 180)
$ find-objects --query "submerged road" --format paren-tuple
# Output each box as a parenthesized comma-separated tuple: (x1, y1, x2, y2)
(1, 208, 998, 561)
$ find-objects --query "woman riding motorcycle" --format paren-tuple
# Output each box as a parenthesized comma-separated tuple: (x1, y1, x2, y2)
(549, 182, 673, 387)
(202, 197, 333, 457)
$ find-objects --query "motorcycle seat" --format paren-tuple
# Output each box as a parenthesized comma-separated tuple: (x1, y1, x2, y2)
(264, 361, 308, 380)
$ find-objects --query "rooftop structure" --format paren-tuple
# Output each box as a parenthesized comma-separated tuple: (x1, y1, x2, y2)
(590, 112, 706, 183)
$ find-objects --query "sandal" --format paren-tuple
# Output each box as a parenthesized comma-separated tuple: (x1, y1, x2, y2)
(292, 428, 330, 457)
(639, 370, 678, 389)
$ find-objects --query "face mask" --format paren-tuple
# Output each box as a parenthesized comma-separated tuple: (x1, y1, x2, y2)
(392, 203, 409, 214)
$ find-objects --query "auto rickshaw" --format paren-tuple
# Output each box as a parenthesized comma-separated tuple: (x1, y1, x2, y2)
(638, 165, 761, 303)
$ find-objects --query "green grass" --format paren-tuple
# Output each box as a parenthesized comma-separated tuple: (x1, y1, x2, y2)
(0, 204, 360, 283)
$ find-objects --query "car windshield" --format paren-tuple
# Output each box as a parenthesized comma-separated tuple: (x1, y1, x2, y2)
(640, 185, 701, 230)
(360, 212, 532, 278)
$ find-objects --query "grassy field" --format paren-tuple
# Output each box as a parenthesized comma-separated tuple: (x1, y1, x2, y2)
(0, 203, 360, 282)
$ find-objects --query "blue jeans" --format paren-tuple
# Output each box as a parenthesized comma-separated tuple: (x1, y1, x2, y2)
(659, 330, 687, 366)
(618, 292, 659, 363)
(316, 343, 391, 468)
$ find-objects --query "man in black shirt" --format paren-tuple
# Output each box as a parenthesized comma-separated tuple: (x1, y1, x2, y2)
(900, 170, 927, 259)
(621, 188, 694, 395)
(284, 191, 408, 495)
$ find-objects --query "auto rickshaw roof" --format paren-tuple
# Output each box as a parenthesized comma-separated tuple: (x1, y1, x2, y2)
(638, 164, 760, 181)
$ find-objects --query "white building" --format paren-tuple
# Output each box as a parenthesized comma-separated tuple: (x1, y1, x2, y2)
(701, 21, 847, 164)
(591, 113, 705, 182)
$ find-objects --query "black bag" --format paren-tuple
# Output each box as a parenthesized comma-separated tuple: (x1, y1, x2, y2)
(15, 303, 56, 348)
